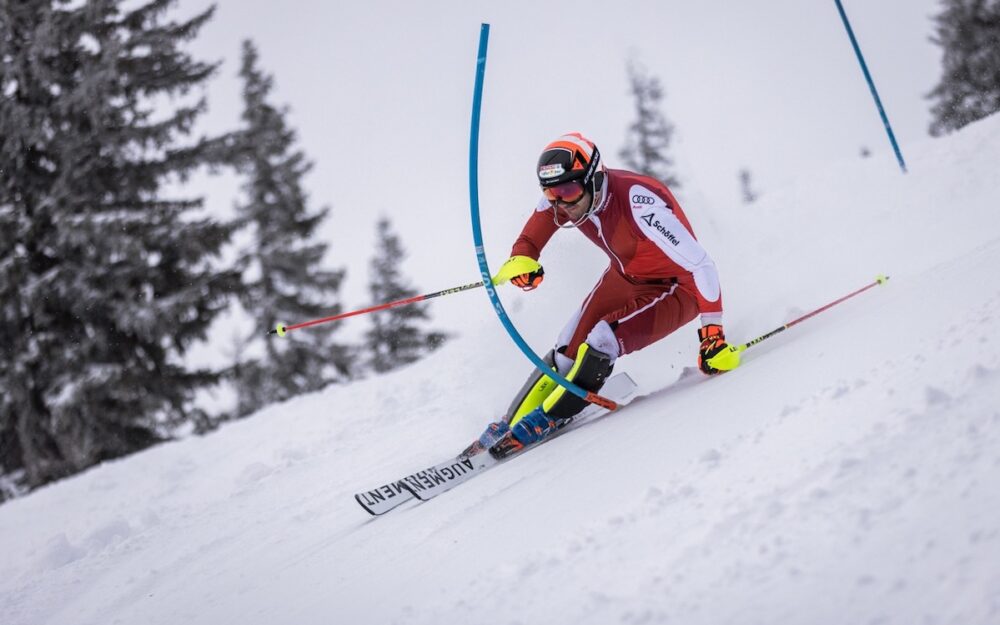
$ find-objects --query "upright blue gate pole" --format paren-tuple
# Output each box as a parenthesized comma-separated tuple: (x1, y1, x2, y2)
(466, 23, 617, 411)
(833, 0, 907, 173)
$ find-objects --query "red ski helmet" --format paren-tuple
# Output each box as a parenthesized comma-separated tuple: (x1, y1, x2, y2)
(536, 132, 603, 193)
(537, 133, 605, 226)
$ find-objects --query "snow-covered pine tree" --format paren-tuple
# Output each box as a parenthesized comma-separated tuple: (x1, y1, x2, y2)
(231, 40, 352, 418)
(0, 0, 241, 493)
(364, 217, 447, 374)
(619, 60, 680, 188)
(928, 0, 1000, 135)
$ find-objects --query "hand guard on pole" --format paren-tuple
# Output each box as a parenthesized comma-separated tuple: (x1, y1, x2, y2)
(698, 324, 741, 375)
(492, 255, 544, 291)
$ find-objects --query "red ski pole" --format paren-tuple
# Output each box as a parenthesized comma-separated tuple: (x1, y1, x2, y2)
(708, 274, 889, 368)
(268, 280, 485, 337)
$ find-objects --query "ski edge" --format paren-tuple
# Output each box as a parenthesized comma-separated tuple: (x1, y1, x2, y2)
(353, 370, 654, 515)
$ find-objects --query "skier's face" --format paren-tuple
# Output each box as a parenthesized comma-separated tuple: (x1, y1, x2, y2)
(544, 180, 591, 223)
(553, 192, 592, 222)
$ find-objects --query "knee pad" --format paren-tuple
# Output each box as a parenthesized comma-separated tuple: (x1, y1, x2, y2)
(553, 320, 619, 375)
(586, 320, 620, 364)
(541, 343, 614, 421)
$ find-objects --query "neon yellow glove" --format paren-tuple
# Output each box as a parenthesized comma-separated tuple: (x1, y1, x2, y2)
(492, 256, 545, 291)
(698, 324, 741, 374)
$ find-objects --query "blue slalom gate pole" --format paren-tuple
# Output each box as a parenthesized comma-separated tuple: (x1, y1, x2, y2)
(466, 24, 618, 411)
(833, 0, 907, 173)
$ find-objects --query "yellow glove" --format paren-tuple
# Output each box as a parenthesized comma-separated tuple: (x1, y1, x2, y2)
(698, 324, 741, 374)
(492, 256, 544, 291)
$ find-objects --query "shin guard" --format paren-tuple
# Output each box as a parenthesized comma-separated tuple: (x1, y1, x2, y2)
(540, 343, 614, 421)
(506, 350, 560, 427)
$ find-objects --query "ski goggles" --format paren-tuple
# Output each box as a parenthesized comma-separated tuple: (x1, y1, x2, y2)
(542, 180, 586, 205)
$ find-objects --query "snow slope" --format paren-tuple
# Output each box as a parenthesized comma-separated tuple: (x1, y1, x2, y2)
(2, 116, 1000, 625)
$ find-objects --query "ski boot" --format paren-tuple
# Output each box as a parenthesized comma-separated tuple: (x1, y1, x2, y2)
(488, 435, 524, 459)
(459, 419, 510, 459)
(490, 343, 614, 459)
(488, 405, 561, 459)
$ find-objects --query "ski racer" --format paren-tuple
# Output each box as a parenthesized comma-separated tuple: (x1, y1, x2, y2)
(481, 132, 740, 458)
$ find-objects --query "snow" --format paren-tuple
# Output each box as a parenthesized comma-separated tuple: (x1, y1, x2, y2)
(3, 112, 1000, 625)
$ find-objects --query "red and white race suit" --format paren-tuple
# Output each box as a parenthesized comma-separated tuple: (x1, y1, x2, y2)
(510, 169, 723, 370)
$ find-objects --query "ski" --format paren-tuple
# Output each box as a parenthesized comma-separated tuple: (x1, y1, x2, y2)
(353, 372, 641, 516)
(401, 371, 641, 503)
(353, 455, 491, 516)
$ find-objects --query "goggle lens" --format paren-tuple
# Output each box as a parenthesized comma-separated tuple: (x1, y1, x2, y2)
(542, 181, 585, 205)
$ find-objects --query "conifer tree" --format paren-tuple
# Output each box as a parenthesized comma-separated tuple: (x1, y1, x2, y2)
(738, 168, 759, 204)
(0, 0, 241, 491)
(364, 217, 447, 373)
(928, 0, 1000, 135)
(620, 60, 680, 188)
(231, 40, 351, 417)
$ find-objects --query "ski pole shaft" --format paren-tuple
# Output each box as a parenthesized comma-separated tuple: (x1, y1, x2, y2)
(268, 280, 485, 337)
(731, 274, 890, 356)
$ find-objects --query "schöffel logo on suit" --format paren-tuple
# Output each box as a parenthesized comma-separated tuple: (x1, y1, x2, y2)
(641, 212, 681, 246)
(631, 194, 655, 205)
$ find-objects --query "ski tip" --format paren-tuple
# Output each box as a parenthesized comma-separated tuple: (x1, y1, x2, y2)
(354, 493, 378, 516)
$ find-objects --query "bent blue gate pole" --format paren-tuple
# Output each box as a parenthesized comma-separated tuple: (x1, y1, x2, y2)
(466, 23, 618, 411)
(833, 0, 907, 173)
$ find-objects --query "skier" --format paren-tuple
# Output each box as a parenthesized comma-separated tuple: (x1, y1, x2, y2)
(480, 132, 740, 458)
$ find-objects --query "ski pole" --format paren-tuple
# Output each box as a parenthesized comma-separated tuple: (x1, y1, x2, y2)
(268, 280, 485, 337)
(709, 274, 889, 367)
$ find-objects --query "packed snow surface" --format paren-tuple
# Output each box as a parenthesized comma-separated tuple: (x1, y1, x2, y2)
(2, 117, 1000, 624)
